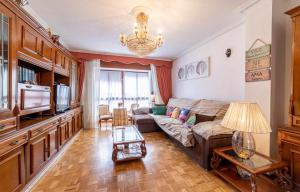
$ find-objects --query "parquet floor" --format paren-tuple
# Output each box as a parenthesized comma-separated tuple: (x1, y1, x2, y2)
(31, 127, 235, 192)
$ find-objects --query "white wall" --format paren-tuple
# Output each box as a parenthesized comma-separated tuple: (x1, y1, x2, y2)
(172, 24, 245, 102)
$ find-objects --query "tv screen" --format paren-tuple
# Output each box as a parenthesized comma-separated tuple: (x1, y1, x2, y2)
(54, 84, 70, 113)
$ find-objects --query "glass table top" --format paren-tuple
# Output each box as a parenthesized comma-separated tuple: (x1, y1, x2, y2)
(113, 126, 144, 144)
(223, 149, 274, 169)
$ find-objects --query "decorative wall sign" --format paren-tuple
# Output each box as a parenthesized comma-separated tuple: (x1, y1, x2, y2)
(246, 56, 271, 71)
(177, 57, 210, 80)
(246, 69, 271, 82)
(245, 39, 271, 82)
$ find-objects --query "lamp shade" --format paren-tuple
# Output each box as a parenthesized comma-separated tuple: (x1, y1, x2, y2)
(221, 102, 271, 133)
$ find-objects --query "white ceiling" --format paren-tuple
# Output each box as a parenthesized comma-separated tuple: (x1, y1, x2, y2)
(28, 0, 249, 60)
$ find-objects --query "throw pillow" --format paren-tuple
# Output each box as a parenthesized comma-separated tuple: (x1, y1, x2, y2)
(171, 107, 180, 119)
(195, 114, 216, 124)
(186, 114, 196, 126)
(178, 108, 190, 122)
(166, 106, 175, 117)
(152, 105, 167, 115)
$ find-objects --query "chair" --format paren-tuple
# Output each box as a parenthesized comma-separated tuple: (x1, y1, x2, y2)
(128, 103, 139, 124)
(98, 105, 112, 129)
(112, 108, 129, 135)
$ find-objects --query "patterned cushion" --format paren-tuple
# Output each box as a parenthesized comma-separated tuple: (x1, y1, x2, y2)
(167, 98, 199, 109)
(186, 114, 196, 127)
(171, 107, 180, 119)
(166, 106, 175, 117)
(178, 108, 190, 122)
(190, 99, 229, 119)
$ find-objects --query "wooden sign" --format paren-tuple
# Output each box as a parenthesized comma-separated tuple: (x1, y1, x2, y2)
(246, 44, 271, 60)
(246, 56, 271, 71)
(245, 69, 271, 82)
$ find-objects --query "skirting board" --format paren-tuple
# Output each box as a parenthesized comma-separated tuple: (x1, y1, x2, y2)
(21, 129, 82, 192)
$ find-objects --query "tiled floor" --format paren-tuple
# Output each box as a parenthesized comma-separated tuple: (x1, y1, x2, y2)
(31, 128, 235, 192)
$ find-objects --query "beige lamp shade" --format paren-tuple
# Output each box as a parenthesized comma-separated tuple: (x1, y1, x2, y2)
(221, 102, 271, 133)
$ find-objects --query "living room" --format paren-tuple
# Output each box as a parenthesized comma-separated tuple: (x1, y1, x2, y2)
(0, 0, 300, 191)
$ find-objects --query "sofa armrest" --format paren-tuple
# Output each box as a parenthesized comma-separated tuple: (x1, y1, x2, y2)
(133, 107, 152, 115)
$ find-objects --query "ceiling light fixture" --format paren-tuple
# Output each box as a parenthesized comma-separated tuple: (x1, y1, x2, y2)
(120, 8, 164, 57)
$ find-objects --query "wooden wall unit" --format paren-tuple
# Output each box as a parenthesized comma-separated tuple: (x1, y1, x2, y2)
(0, 1, 83, 192)
(278, 6, 300, 191)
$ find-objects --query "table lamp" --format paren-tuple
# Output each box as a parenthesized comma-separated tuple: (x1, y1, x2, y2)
(221, 102, 272, 159)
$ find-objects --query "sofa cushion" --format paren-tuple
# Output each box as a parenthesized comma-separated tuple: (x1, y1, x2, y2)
(186, 115, 196, 126)
(190, 99, 229, 119)
(167, 98, 199, 109)
(171, 107, 180, 119)
(192, 120, 233, 140)
(152, 105, 167, 115)
(178, 108, 190, 122)
(166, 106, 175, 117)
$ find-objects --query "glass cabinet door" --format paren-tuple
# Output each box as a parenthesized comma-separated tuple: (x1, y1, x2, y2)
(0, 12, 9, 110)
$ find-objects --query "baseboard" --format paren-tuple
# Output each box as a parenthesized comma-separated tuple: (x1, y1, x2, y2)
(21, 129, 82, 192)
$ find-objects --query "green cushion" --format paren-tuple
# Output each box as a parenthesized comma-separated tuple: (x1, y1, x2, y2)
(152, 105, 167, 115)
(186, 115, 196, 126)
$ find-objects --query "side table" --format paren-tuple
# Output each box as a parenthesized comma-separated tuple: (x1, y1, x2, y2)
(211, 146, 292, 192)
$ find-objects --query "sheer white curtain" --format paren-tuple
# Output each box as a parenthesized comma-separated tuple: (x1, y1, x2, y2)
(150, 64, 164, 104)
(81, 59, 101, 128)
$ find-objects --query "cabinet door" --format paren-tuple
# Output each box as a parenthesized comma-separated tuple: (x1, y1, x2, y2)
(0, 3, 16, 115)
(70, 61, 78, 105)
(47, 128, 58, 159)
(18, 19, 39, 57)
(67, 119, 72, 139)
(40, 39, 53, 63)
(59, 122, 67, 146)
(29, 135, 47, 179)
(0, 146, 25, 192)
(64, 56, 69, 70)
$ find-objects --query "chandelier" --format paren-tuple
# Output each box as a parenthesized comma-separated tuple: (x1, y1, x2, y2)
(120, 11, 163, 57)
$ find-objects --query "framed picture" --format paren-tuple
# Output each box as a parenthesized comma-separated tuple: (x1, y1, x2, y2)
(177, 57, 210, 80)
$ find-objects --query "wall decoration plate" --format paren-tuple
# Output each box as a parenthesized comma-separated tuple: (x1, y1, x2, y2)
(177, 57, 210, 80)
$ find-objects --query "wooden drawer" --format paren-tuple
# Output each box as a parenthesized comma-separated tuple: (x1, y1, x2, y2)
(293, 115, 300, 127)
(0, 132, 28, 156)
(0, 117, 17, 136)
(29, 118, 60, 139)
(61, 114, 73, 122)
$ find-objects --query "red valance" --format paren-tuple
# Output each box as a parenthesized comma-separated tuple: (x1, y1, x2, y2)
(71, 51, 172, 68)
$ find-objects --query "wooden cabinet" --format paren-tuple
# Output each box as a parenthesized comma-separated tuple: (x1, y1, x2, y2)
(0, 117, 17, 136)
(59, 122, 67, 147)
(0, 146, 25, 192)
(16, 18, 53, 70)
(54, 49, 70, 76)
(28, 134, 47, 180)
(278, 6, 300, 191)
(278, 127, 300, 190)
(47, 127, 58, 159)
(0, 2, 17, 117)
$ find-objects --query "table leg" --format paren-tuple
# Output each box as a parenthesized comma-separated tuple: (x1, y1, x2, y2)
(276, 166, 293, 190)
(141, 141, 147, 157)
(250, 175, 257, 192)
(112, 144, 118, 162)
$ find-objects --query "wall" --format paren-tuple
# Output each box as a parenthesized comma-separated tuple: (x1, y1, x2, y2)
(172, 24, 245, 102)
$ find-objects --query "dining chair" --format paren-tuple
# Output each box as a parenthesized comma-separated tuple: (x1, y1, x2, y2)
(98, 105, 113, 129)
(112, 108, 129, 135)
(128, 103, 139, 124)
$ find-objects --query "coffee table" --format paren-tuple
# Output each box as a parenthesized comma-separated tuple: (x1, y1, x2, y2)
(112, 126, 147, 162)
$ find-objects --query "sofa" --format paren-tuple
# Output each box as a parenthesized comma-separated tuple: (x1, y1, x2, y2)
(132, 98, 233, 170)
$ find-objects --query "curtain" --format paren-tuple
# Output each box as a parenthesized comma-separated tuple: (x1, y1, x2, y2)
(81, 59, 100, 128)
(155, 65, 172, 104)
(99, 70, 123, 111)
(150, 64, 164, 105)
(77, 60, 85, 101)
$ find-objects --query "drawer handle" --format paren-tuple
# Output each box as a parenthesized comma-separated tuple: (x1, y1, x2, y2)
(25, 85, 32, 88)
(10, 140, 19, 146)
(0, 124, 5, 130)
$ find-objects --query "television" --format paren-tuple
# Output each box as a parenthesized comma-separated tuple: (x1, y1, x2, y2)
(54, 84, 70, 113)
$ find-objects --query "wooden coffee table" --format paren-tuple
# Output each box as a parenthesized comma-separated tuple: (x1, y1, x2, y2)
(211, 146, 292, 192)
(112, 126, 146, 162)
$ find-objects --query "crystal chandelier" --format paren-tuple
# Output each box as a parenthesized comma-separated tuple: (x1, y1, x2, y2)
(120, 11, 163, 57)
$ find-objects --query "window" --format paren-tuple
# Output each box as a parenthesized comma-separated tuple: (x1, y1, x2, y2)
(99, 70, 151, 111)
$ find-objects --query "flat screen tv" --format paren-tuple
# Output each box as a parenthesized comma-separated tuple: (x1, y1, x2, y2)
(54, 84, 70, 113)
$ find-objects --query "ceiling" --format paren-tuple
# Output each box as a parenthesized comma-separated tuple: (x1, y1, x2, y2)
(28, 0, 249, 60)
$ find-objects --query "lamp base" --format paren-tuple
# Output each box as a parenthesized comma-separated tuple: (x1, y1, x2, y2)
(232, 131, 256, 159)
